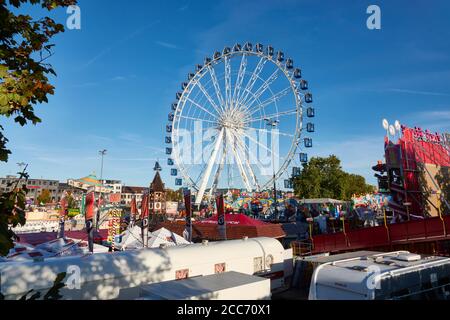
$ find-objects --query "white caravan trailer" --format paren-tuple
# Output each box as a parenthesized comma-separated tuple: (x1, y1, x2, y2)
(308, 251, 450, 300)
(0, 237, 292, 300)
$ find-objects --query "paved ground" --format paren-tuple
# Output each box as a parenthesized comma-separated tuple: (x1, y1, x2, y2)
(272, 288, 309, 300)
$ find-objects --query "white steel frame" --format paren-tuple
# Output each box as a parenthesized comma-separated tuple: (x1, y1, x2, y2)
(170, 45, 308, 204)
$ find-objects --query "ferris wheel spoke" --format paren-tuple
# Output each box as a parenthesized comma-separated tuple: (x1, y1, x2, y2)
(195, 80, 223, 116)
(247, 108, 298, 124)
(224, 55, 232, 109)
(249, 87, 291, 116)
(226, 129, 252, 192)
(241, 129, 281, 160)
(236, 57, 267, 110)
(184, 96, 219, 119)
(179, 115, 218, 125)
(195, 128, 225, 205)
(207, 65, 226, 111)
(241, 69, 279, 113)
(251, 128, 295, 138)
(232, 54, 247, 106)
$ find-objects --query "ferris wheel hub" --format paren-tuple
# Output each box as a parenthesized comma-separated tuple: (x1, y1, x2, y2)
(218, 108, 247, 130)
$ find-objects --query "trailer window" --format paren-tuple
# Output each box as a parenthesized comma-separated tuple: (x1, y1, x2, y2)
(254, 257, 263, 273)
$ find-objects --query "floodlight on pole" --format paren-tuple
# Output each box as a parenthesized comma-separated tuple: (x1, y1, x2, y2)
(264, 118, 279, 218)
(389, 125, 396, 137)
(382, 119, 390, 139)
(99, 149, 107, 184)
(96, 149, 107, 230)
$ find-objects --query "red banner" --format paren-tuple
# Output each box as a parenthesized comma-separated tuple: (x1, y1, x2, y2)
(130, 196, 138, 219)
(140, 194, 149, 219)
(183, 189, 192, 241)
(216, 193, 225, 224)
(59, 192, 68, 217)
(85, 192, 96, 221)
(216, 193, 226, 239)
(184, 190, 192, 221)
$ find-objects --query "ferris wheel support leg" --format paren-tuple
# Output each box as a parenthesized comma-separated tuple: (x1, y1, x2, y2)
(195, 128, 224, 205)
(209, 137, 227, 197)
(235, 134, 260, 192)
(226, 130, 252, 192)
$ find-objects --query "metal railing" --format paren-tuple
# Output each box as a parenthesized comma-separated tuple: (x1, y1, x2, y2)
(291, 239, 313, 256)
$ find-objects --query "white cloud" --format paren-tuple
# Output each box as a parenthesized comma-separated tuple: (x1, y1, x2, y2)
(178, 2, 190, 11)
(111, 76, 126, 81)
(386, 88, 450, 97)
(155, 41, 180, 50)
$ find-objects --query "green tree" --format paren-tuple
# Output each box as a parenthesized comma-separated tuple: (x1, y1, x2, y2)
(66, 191, 76, 208)
(37, 188, 51, 204)
(0, 167, 28, 256)
(0, 0, 76, 256)
(166, 188, 182, 202)
(341, 173, 375, 200)
(0, 0, 77, 161)
(293, 155, 374, 200)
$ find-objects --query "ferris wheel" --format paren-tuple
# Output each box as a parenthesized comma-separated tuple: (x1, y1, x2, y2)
(165, 42, 315, 204)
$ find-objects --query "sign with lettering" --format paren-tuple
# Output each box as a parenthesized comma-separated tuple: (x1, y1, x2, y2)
(406, 126, 446, 145)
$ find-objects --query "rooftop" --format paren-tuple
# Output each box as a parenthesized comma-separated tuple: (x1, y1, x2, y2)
(122, 186, 148, 194)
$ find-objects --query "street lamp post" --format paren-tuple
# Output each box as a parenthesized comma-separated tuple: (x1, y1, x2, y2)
(99, 149, 107, 184)
(265, 119, 279, 219)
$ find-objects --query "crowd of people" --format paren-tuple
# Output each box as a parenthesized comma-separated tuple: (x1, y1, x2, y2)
(294, 194, 393, 237)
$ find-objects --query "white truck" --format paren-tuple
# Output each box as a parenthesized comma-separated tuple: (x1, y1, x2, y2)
(308, 251, 450, 300)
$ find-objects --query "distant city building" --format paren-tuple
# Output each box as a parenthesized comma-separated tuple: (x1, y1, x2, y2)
(102, 179, 123, 194)
(121, 186, 147, 205)
(0, 175, 59, 203)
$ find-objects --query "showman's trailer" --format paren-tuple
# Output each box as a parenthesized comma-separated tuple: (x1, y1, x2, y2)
(0, 237, 293, 300)
(308, 251, 450, 300)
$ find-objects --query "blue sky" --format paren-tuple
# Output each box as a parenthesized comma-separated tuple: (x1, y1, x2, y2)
(1, 0, 449, 188)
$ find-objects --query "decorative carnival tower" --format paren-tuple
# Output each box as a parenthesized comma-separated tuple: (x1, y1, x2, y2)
(149, 161, 166, 216)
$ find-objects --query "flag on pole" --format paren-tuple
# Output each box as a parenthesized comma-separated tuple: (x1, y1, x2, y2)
(80, 194, 86, 217)
(140, 193, 149, 247)
(85, 192, 96, 222)
(183, 189, 192, 242)
(59, 191, 68, 218)
(140, 194, 149, 220)
(216, 193, 226, 240)
(130, 196, 138, 220)
(58, 191, 68, 238)
(84, 192, 95, 253)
